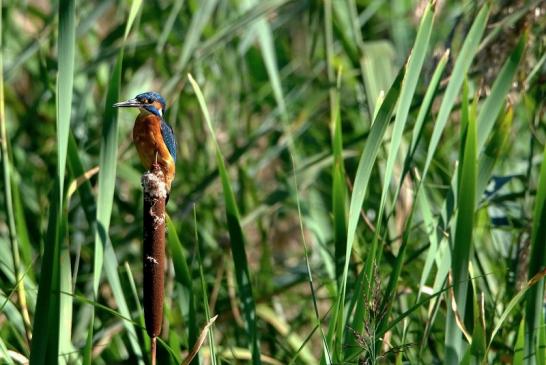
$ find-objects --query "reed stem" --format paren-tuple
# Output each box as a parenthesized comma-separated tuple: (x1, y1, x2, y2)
(151, 336, 157, 365)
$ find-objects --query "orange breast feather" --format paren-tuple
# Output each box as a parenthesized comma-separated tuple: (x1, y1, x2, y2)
(133, 113, 176, 191)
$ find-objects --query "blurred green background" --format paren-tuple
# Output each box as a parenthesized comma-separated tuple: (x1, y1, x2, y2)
(1, 0, 546, 364)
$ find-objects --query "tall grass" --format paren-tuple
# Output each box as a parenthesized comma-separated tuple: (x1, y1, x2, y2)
(189, 74, 261, 364)
(29, 1, 75, 363)
(0, 1, 545, 364)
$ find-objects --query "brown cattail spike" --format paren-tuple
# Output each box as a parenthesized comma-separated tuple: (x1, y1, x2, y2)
(142, 163, 167, 340)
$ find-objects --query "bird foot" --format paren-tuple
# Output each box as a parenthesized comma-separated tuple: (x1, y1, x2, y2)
(150, 162, 161, 172)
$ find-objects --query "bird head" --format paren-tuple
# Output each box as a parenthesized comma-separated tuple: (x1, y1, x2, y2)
(113, 91, 166, 118)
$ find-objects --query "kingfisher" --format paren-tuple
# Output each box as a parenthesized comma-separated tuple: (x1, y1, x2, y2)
(114, 91, 176, 202)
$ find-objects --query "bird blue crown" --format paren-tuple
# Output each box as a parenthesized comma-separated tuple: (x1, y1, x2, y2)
(136, 91, 166, 111)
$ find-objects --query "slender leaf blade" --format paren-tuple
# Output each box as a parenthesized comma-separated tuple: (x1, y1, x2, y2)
(524, 142, 546, 363)
(421, 4, 489, 181)
(30, 1, 75, 362)
(445, 93, 478, 364)
(477, 33, 526, 151)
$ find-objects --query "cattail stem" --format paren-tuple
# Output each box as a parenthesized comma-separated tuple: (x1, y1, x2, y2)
(142, 163, 166, 363)
(151, 337, 157, 365)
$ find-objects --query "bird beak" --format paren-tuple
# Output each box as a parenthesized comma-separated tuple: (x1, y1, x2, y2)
(113, 98, 141, 108)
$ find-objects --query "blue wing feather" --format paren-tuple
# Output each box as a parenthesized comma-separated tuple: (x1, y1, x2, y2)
(160, 120, 177, 161)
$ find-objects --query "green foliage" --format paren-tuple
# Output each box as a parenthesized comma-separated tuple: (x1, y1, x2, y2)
(30, 0, 75, 363)
(189, 74, 261, 364)
(0, 1, 545, 364)
(445, 80, 478, 364)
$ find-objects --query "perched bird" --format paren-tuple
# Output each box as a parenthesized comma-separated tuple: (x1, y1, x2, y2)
(114, 92, 176, 202)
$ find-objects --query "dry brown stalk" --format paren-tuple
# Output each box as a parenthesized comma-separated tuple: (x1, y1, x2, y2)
(181, 315, 218, 365)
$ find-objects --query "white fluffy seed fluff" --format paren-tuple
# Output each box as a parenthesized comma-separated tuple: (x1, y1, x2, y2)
(146, 256, 159, 265)
(141, 171, 167, 199)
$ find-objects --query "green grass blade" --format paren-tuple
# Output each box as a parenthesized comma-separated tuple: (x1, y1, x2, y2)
(324, 0, 343, 352)
(240, 0, 286, 115)
(59, 245, 74, 364)
(324, 0, 342, 323)
(377, 1, 434, 222)
(457, 78, 470, 191)
(488, 270, 546, 355)
(124, 0, 143, 39)
(194, 208, 218, 365)
(166, 216, 199, 364)
(408, 49, 450, 158)
(331, 74, 347, 283)
(11, 178, 34, 273)
(290, 151, 332, 362)
(124, 261, 149, 352)
(525, 51, 546, 87)
(343, 67, 404, 290)
(524, 142, 546, 363)
(29, 184, 62, 365)
(30, 1, 75, 362)
(421, 4, 489, 181)
(55, 0, 75, 197)
(166, 217, 192, 289)
(188, 74, 261, 365)
(476, 33, 526, 151)
(361, 41, 396, 116)
(388, 56, 449, 301)
(445, 94, 478, 364)
(468, 284, 486, 361)
(538, 319, 546, 365)
(515, 319, 525, 365)
(56, 3, 76, 354)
